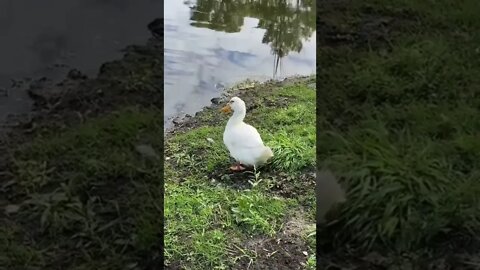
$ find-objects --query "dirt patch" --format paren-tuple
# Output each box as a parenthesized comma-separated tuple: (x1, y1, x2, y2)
(207, 166, 315, 200)
(233, 236, 308, 270)
(232, 212, 314, 270)
(164, 261, 182, 270)
(282, 210, 315, 238)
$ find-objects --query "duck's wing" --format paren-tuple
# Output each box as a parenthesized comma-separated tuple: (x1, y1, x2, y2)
(230, 123, 265, 149)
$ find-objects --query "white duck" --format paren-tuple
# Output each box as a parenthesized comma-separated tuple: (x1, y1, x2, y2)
(220, 97, 274, 171)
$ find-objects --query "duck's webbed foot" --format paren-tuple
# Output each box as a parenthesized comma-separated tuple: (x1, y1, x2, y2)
(230, 164, 246, 172)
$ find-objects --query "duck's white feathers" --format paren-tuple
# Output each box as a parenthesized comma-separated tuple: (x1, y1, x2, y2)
(222, 97, 273, 167)
(225, 122, 263, 149)
(223, 124, 272, 166)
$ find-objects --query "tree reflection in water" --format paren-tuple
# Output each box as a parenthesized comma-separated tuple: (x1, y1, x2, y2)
(188, 0, 315, 78)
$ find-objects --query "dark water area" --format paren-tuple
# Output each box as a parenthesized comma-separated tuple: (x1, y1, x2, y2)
(0, 0, 163, 129)
(164, 0, 316, 128)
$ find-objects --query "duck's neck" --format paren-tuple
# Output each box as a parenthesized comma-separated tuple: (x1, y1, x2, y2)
(227, 110, 246, 126)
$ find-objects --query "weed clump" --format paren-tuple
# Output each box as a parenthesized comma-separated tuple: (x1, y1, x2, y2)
(318, 0, 480, 255)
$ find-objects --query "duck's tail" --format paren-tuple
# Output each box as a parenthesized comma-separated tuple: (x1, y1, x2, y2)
(317, 170, 346, 223)
(258, 146, 274, 165)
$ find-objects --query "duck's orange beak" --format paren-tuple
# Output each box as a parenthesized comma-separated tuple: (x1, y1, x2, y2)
(220, 104, 232, 114)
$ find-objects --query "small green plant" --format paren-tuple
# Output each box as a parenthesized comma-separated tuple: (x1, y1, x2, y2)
(172, 152, 197, 167)
(231, 192, 288, 236)
(13, 160, 54, 193)
(272, 104, 313, 126)
(305, 254, 316, 270)
(168, 126, 229, 173)
(269, 131, 315, 172)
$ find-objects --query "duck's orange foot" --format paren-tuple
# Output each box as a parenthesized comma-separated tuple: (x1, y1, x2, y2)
(230, 164, 246, 172)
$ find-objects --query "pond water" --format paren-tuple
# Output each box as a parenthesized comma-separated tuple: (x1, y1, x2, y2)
(164, 0, 316, 127)
(0, 0, 162, 128)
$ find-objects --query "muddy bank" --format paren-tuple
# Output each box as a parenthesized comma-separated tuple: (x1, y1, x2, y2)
(0, 45, 163, 184)
(0, 0, 163, 134)
(0, 30, 163, 143)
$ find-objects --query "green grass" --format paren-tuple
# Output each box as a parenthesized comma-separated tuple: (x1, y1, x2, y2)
(269, 130, 315, 172)
(1, 107, 164, 269)
(318, 0, 480, 259)
(165, 79, 316, 268)
(164, 181, 292, 268)
(0, 79, 316, 269)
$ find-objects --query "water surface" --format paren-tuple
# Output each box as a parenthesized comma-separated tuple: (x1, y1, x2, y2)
(164, 0, 316, 127)
(0, 0, 162, 127)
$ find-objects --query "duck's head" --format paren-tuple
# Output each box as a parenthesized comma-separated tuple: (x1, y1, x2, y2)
(220, 97, 245, 114)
